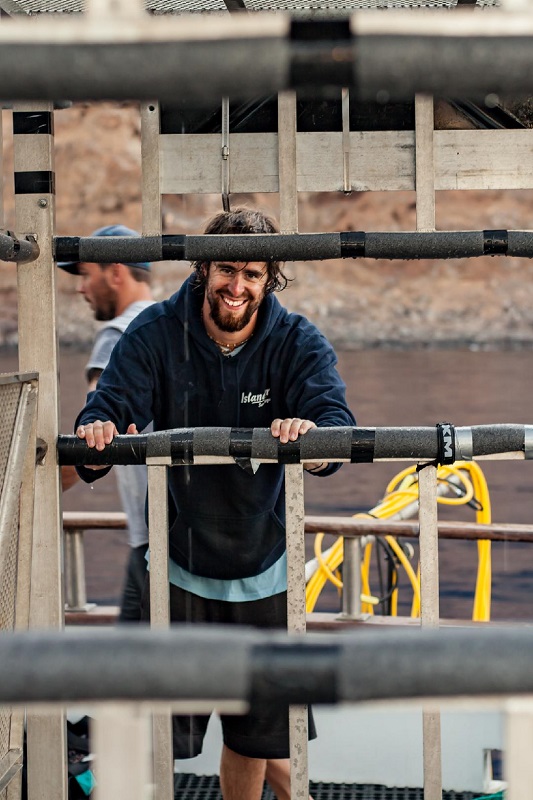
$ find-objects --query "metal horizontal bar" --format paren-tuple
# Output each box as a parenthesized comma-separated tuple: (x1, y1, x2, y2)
(1, 12, 533, 101)
(3, 626, 533, 706)
(62, 510, 533, 543)
(56, 424, 531, 466)
(63, 511, 128, 530)
(53, 231, 533, 262)
(0, 231, 39, 263)
(305, 516, 533, 543)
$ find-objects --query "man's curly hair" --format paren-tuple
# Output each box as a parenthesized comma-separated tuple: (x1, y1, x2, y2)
(191, 207, 290, 294)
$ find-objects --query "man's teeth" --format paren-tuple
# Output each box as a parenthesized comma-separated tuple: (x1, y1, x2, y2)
(223, 297, 245, 307)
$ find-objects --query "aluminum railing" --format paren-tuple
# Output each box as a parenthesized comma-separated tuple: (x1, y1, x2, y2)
(55, 422, 533, 800)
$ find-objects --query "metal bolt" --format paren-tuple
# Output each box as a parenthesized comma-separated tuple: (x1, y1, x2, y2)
(38, 199, 48, 208)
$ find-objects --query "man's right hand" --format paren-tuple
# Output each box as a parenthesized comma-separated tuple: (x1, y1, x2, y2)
(76, 421, 137, 469)
(76, 420, 119, 450)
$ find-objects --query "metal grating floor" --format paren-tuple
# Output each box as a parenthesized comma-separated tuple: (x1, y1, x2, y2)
(174, 774, 478, 799)
(0, 0, 500, 13)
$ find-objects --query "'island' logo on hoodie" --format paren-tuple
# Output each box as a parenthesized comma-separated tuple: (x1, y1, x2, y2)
(241, 388, 271, 408)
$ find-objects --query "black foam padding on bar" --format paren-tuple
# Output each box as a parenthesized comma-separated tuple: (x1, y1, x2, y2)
(146, 431, 171, 459)
(55, 236, 80, 262)
(251, 429, 279, 461)
(507, 231, 533, 258)
(250, 642, 340, 705)
(228, 429, 253, 459)
(483, 229, 508, 255)
(351, 428, 375, 463)
(161, 235, 186, 261)
(13, 110, 53, 135)
(78, 236, 163, 264)
(373, 427, 439, 460)
(471, 424, 525, 457)
(278, 441, 301, 464)
(194, 427, 231, 457)
(363, 232, 484, 260)
(340, 231, 366, 258)
(0, 232, 39, 264)
(299, 427, 353, 461)
(56, 434, 148, 466)
(294, 427, 353, 462)
(184, 234, 341, 263)
(170, 429, 194, 465)
(14, 171, 55, 195)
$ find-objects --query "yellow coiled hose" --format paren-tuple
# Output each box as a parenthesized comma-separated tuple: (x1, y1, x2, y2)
(305, 461, 492, 621)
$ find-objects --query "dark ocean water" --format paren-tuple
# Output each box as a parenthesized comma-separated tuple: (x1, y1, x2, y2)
(2, 347, 532, 622)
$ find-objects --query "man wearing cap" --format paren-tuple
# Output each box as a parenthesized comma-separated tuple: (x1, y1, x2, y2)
(59, 224, 154, 622)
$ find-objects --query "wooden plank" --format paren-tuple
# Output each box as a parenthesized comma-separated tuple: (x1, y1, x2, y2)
(435, 129, 533, 190)
(161, 129, 533, 195)
(160, 133, 279, 194)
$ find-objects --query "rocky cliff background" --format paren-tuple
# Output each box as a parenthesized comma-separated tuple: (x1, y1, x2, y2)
(2, 101, 533, 350)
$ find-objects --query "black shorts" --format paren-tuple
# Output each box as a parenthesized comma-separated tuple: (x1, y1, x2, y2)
(141, 578, 317, 760)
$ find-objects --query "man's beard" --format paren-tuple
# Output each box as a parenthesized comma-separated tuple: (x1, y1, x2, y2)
(205, 287, 263, 333)
(93, 298, 117, 321)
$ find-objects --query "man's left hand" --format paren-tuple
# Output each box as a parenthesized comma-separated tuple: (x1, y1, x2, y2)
(270, 418, 326, 473)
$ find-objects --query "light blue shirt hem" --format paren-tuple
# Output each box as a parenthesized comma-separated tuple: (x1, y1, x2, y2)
(147, 552, 287, 602)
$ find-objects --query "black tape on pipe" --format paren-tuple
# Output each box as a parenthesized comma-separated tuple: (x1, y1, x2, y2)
(184, 234, 341, 263)
(57, 434, 148, 466)
(363, 232, 484, 260)
(471, 424, 525, 457)
(483, 230, 508, 255)
(170, 429, 194, 465)
(351, 428, 375, 463)
(507, 231, 533, 258)
(373, 427, 439, 460)
(250, 642, 340, 705)
(161, 235, 186, 261)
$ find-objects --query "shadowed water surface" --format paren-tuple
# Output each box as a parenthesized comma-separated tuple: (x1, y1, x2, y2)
(2, 348, 532, 622)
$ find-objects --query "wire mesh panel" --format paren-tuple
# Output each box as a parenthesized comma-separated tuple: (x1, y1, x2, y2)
(173, 775, 479, 799)
(0, 375, 38, 795)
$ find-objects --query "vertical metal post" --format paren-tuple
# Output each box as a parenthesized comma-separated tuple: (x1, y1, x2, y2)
(14, 101, 67, 800)
(285, 464, 308, 800)
(221, 97, 230, 210)
(147, 459, 173, 800)
(64, 530, 94, 611)
(415, 94, 436, 231)
(93, 704, 151, 800)
(278, 91, 298, 234)
(505, 698, 533, 800)
(339, 536, 362, 619)
(341, 88, 351, 194)
(141, 101, 162, 237)
(418, 465, 442, 800)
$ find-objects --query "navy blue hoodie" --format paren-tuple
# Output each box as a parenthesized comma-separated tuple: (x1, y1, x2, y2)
(76, 276, 356, 580)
